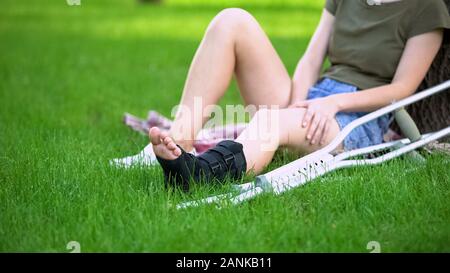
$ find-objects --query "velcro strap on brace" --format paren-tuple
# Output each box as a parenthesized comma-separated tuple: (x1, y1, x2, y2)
(216, 140, 246, 178)
(210, 145, 236, 170)
(198, 152, 222, 175)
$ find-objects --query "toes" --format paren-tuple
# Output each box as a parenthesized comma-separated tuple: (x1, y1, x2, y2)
(151, 129, 181, 158)
(149, 127, 161, 145)
(163, 136, 172, 146)
(164, 137, 182, 158)
(173, 147, 182, 157)
(167, 142, 177, 150)
(159, 130, 169, 141)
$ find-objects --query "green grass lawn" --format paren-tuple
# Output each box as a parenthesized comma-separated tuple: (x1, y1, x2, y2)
(0, 0, 449, 252)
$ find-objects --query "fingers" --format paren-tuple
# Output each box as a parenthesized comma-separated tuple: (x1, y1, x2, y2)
(298, 97, 337, 145)
(306, 113, 320, 142)
(311, 118, 327, 145)
(290, 101, 308, 109)
(302, 108, 314, 128)
(320, 118, 330, 145)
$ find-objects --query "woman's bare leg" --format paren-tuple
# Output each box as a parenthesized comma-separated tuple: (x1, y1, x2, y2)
(168, 8, 292, 151)
(151, 108, 342, 176)
(235, 108, 342, 174)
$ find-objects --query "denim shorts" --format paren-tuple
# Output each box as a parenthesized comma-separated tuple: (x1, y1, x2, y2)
(307, 78, 392, 151)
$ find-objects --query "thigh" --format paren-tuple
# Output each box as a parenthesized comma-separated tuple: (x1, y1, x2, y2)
(232, 10, 292, 109)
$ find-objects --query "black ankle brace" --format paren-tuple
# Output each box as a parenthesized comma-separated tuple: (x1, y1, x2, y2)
(156, 140, 247, 191)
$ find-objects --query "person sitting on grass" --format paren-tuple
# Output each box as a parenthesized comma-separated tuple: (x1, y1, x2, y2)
(149, 0, 450, 191)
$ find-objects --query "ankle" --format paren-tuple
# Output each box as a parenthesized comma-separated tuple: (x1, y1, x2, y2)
(174, 139, 194, 152)
(156, 139, 247, 191)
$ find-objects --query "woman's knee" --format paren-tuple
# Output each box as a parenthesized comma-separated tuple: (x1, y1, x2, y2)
(251, 108, 306, 136)
(252, 108, 275, 123)
(250, 108, 340, 152)
(275, 108, 307, 145)
(207, 8, 257, 36)
(247, 108, 306, 149)
(253, 108, 304, 122)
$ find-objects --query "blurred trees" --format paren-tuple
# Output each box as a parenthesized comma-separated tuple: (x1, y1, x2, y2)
(138, 0, 162, 4)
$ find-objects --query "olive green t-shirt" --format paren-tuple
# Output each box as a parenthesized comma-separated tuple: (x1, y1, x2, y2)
(323, 0, 450, 90)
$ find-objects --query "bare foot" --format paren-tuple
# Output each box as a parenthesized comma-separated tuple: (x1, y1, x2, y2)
(149, 127, 182, 160)
(151, 128, 247, 191)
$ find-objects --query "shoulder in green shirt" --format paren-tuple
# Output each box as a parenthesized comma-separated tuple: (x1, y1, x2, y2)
(323, 0, 450, 90)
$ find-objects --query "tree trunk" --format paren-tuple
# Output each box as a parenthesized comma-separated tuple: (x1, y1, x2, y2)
(391, 0, 450, 141)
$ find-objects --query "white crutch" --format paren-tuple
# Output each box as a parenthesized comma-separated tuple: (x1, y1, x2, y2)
(177, 80, 450, 209)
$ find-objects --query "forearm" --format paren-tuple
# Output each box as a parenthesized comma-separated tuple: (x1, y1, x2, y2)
(291, 59, 322, 103)
(333, 30, 443, 113)
(290, 9, 335, 104)
(333, 82, 415, 113)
